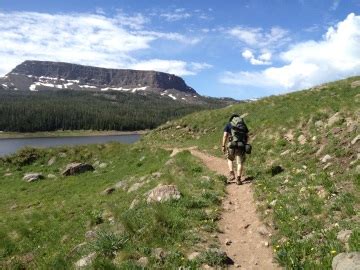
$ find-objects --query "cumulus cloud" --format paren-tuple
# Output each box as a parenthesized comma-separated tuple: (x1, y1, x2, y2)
(131, 59, 212, 76)
(221, 13, 360, 92)
(242, 49, 272, 65)
(0, 11, 205, 76)
(228, 26, 290, 49)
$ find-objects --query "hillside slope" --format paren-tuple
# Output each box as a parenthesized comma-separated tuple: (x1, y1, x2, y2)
(145, 76, 360, 268)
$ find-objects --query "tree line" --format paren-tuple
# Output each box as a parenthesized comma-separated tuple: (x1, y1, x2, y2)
(0, 90, 226, 132)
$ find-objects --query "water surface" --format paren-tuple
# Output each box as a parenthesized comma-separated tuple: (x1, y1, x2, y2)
(0, 134, 141, 157)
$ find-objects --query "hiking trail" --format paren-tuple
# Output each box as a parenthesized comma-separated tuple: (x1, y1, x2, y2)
(179, 148, 280, 269)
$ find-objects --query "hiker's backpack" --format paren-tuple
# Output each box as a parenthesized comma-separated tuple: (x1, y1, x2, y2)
(229, 116, 248, 149)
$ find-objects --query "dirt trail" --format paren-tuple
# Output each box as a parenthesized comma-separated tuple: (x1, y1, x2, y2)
(188, 148, 280, 269)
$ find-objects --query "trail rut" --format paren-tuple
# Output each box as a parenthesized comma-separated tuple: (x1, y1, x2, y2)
(189, 148, 280, 269)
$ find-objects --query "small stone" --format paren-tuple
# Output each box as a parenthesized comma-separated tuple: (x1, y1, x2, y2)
(337, 230, 352, 244)
(187, 252, 201, 261)
(85, 230, 97, 240)
(264, 241, 269, 247)
(137, 257, 149, 267)
(315, 120, 324, 128)
(323, 163, 332, 170)
(47, 156, 56, 166)
(244, 224, 251, 229)
(321, 155, 332, 163)
(351, 135, 360, 145)
(257, 225, 270, 236)
(225, 239, 232, 245)
(153, 248, 167, 261)
(298, 134, 307, 145)
(152, 172, 162, 178)
(101, 187, 115, 195)
(75, 252, 96, 268)
(99, 163, 107, 169)
(129, 198, 139, 209)
(23, 173, 44, 182)
(280, 149, 290, 156)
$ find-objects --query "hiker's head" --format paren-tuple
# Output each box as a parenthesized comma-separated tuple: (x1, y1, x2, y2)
(229, 114, 240, 122)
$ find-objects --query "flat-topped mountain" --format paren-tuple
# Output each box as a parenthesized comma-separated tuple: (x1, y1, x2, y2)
(0, 60, 201, 102)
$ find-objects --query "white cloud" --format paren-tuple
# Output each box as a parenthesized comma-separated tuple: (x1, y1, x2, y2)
(221, 13, 360, 92)
(0, 11, 202, 76)
(131, 59, 212, 76)
(228, 26, 290, 49)
(241, 49, 272, 65)
(160, 11, 191, 22)
(330, 0, 341, 11)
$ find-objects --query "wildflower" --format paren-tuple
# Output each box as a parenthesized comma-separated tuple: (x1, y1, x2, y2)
(331, 250, 337, 254)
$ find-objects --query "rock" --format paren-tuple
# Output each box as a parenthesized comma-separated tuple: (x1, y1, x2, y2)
(137, 257, 149, 267)
(337, 230, 352, 244)
(315, 186, 327, 199)
(332, 252, 360, 270)
(225, 239, 232, 245)
(23, 173, 44, 182)
(4, 173, 12, 177)
(351, 135, 360, 145)
(47, 174, 56, 178)
(129, 198, 139, 209)
(257, 225, 270, 236)
(62, 163, 94, 176)
(176, 125, 182, 129)
(315, 120, 324, 128)
(188, 252, 201, 261)
(269, 199, 277, 207)
(206, 248, 234, 265)
(321, 155, 332, 163)
(284, 130, 294, 142)
(351, 80, 360, 88)
(114, 180, 128, 190)
(323, 163, 332, 170)
(58, 152, 67, 158)
(264, 241, 270, 247)
(99, 163, 107, 169)
(128, 182, 145, 193)
(85, 230, 97, 240)
(152, 172, 162, 178)
(327, 112, 343, 127)
(271, 165, 284, 176)
(315, 145, 326, 157)
(280, 149, 291, 156)
(47, 156, 56, 166)
(101, 187, 115, 195)
(153, 248, 167, 261)
(298, 134, 307, 145)
(75, 252, 96, 269)
(146, 184, 181, 203)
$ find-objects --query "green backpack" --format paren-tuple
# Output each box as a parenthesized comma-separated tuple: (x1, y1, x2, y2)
(229, 116, 248, 149)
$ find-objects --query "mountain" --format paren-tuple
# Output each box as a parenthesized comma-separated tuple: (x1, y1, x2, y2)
(0, 60, 205, 103)
(0, 61, 239, 132)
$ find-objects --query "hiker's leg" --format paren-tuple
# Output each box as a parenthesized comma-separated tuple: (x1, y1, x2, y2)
(227, 159, 233, 171)
(236, 155, 242, 178)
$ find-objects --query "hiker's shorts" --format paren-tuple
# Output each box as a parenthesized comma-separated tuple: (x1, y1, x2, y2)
(226, 147, 246, 163)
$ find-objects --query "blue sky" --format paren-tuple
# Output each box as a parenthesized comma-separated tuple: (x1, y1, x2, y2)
(1, 0, 359, 99)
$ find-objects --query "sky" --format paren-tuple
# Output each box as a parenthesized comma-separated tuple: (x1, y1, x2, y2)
(1, 0, 360, 99)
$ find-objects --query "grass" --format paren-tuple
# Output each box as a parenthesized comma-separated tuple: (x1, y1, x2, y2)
(0, 143, 225, 269)
(144, 76, 360, 269)
(1, 76, 359, 269)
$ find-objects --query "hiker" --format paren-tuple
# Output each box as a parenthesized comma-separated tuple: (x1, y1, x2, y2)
(222, 114, 249, 185)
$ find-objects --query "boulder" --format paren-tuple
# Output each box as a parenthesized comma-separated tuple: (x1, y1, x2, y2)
(23, 173, 44, 182)
(332, 252, 360, 270)
(62, 163, 94, 176)
(350, 80, 360, 88)
(146, 184, 181, 203)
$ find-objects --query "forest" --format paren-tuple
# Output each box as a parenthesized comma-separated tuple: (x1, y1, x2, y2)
(0, 90, 228, 132)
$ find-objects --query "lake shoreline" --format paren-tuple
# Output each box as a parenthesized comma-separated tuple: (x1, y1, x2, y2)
(0, 130, 148, 139)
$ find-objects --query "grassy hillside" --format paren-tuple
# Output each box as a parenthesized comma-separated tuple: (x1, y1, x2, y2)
(0, 145, 226, 269)
(1, 76, 359, 269)
(145, 76, 360, 268)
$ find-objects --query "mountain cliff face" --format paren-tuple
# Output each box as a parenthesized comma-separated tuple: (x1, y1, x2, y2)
(0, 60, 202, 102)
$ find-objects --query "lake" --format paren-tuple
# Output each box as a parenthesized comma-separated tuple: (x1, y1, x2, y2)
(0, 134, 141, 157)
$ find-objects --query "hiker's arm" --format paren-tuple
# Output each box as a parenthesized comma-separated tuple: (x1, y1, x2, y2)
(222, 132, 228, 152)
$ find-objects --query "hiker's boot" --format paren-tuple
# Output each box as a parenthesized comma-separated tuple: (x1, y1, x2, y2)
(228, 171, 235, 182)
(236, 176, 242, 185)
